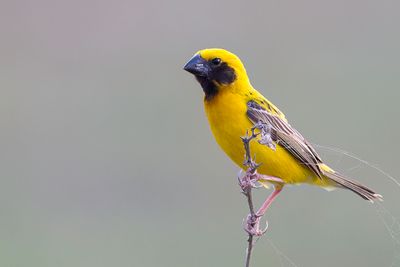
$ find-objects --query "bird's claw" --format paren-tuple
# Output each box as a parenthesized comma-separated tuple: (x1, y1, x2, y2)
(238, 169, 262, 191)
(244, 213, 268, 237)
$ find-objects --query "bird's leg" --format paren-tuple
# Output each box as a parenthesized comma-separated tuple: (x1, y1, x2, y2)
(238, 169, 284, 191)
(257, 174, 284, 184)
(244, 186, 283, 236)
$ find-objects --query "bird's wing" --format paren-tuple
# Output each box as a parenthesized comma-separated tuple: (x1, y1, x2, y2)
(246, 100, 324, 178)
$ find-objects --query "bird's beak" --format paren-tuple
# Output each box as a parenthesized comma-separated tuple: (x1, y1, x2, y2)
(183, 54, 210, 77)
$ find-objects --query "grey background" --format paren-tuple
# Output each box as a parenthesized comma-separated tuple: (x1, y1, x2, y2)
(1, 0, 399, 266)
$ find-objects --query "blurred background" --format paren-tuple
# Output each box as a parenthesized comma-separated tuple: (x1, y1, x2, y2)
(1, 0, 400, 266)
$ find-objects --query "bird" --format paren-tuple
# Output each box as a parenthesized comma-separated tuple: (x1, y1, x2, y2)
(183, 48, 382, 235)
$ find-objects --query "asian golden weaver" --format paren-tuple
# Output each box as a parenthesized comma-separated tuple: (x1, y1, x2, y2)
(183, 48, 382, 234)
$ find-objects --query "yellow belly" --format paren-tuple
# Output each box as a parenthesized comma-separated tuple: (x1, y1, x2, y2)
(204, 91, 315, 185)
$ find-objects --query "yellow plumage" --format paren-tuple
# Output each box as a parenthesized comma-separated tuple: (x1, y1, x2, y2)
(184, 48, 381, 202)
(205, 86, 315, 185)
(200, 48, 326, 187)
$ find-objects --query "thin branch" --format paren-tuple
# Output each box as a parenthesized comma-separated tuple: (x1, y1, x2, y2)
(239, 126, 261, 267)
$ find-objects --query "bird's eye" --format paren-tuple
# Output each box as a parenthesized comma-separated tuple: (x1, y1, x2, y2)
(211, 58, 221, 66)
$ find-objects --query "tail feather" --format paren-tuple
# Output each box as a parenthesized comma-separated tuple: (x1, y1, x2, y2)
(322, 169, 383, 203)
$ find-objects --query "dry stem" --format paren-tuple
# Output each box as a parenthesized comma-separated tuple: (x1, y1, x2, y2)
(240, 126, 262, 267)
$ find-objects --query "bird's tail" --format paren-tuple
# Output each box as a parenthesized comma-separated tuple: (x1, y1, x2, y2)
(320, 164, 383, 203)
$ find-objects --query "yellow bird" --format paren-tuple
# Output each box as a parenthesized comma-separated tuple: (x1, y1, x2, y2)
(184, 48, 382, 235)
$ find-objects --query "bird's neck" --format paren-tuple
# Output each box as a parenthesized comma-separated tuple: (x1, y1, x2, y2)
(202, 76, 253, 102)
(196, 76, 218, 101)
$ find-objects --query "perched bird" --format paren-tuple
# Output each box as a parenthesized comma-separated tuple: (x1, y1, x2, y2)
(184, 48, 382, 235)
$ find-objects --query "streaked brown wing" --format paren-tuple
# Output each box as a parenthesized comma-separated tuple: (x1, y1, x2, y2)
(247, 100, 323, 178)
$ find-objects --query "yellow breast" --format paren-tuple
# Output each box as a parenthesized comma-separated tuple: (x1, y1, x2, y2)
(204, 90, 314, 184)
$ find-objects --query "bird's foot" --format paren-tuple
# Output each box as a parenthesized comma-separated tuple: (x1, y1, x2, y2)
(238, 170, 284, 191)
(238, 169, 262, 191)
(244, 213, 268, 237)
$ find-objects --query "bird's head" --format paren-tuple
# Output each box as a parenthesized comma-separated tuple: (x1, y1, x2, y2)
(183, 48, 249, 100)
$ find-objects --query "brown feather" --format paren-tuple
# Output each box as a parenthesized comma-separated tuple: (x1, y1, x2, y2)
(247, 100, 324, 178)
(322, 170, 383, 202)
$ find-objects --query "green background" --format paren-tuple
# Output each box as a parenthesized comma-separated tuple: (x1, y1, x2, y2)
(1, 0, 399, 266)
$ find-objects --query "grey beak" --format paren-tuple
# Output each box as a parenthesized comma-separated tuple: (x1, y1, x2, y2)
(183, 54, 210, 77)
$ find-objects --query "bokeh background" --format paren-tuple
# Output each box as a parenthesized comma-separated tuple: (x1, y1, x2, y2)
(1, 0, 400, 266)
